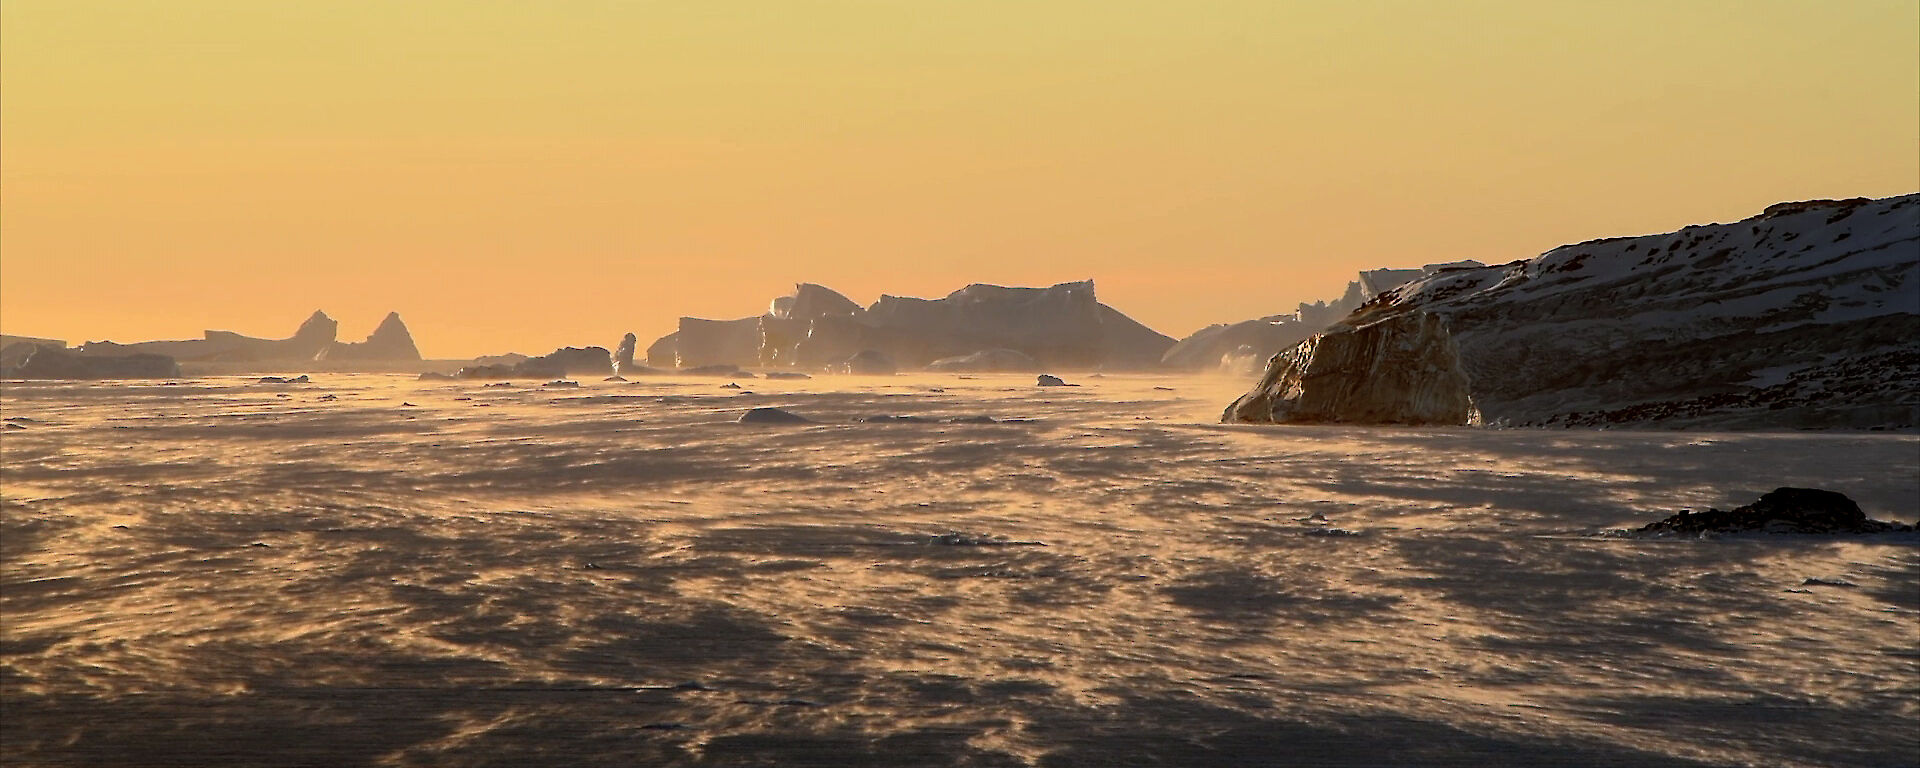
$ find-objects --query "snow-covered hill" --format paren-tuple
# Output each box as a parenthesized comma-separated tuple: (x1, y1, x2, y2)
(1346, 195, 1919, 429)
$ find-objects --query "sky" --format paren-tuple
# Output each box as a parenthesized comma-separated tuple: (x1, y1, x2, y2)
(3, 1, 1916, 358)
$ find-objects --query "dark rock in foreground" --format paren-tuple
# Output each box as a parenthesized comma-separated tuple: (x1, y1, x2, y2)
(1036, 374, 1074, 387)
(1637, 487, 1914, 535)
(738, 407, 812, 424)
(1224, 312, 1477, 426)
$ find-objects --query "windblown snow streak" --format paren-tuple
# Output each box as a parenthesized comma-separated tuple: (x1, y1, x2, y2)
(2, 374, 1915, 767)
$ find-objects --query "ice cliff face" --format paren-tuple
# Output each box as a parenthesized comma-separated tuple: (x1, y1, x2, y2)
(650, 280, 1174, 371)
(1164, 261, 1481, 371)
(1223, 312, 1477, 426)
(1348, 195, 1920, 429)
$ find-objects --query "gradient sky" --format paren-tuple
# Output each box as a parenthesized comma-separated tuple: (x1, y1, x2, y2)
(4, 1, 1916, 358)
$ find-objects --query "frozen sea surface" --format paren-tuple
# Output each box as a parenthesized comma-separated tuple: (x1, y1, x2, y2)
(2, 374, 1916, 767)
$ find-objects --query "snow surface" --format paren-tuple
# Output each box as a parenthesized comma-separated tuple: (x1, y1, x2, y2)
(3, 373, 1915, 766)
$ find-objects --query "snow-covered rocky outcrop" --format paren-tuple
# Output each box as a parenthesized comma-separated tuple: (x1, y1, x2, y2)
(1343, 195, 1920, 429)
(1223, 312, 1477, 425)
(1164, 261, 1481, 372)
(648, 280, 1173, 371)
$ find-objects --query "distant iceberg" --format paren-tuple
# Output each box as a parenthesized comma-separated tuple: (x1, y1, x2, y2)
(649, 280, 1174, 372)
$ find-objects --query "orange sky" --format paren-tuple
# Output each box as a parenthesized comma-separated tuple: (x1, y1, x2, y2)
(4, 1, 1916, 358)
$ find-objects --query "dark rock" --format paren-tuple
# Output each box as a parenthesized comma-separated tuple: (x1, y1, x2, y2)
(518, 347, 612, 378)
(720, 382, 742, 389)
(257, 375, 310, 384)
(1636, 487, 1914, 535)
(454, 364, 515, 379)
(1223, 312, 1477, 426)
(1036, 374, 1074, 387)
(542, 380, 580, 388)
(460, 346, 611, 379)
(738, 407, 812, 424)
(471, 353, 529, 367)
